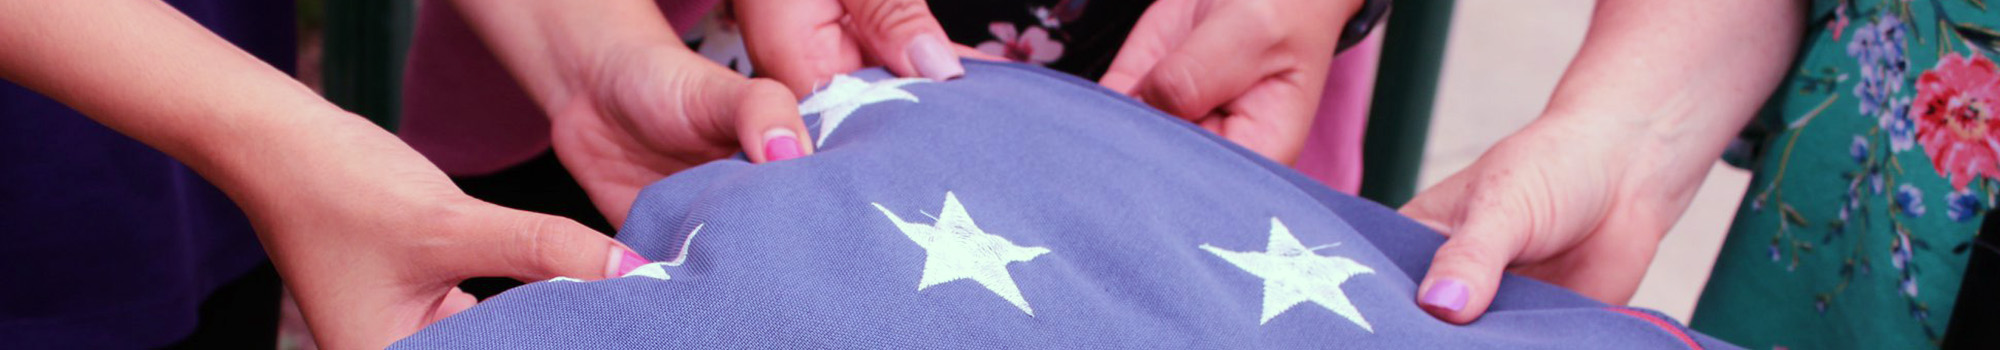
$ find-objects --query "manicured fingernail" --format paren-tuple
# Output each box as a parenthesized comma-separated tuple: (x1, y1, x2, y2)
(607, 246, 648, 278)
(763, 129, 803, 162)
(906, 33, 964, 81)
(1420, 278, 1470, 312)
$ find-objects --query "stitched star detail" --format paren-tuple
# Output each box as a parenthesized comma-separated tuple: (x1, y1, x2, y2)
(872, 192, 1051, 316)
(799, 74, 927, 147)
(1201, 217, 1377, 332)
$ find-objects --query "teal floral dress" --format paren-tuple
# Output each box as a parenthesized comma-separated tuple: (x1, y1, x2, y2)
(1692, 0, 2000, 348)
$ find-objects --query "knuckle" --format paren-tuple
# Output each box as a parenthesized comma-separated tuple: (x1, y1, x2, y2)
(1143, 57, 1208, 117)
(513, 215, 588, 275)
(851, 0, 935, 40)
(1435, 235, 1511, 269)
(1238, 1, 1288, 40)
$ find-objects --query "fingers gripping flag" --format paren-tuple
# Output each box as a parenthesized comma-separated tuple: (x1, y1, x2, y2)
(395, 62, 1735, 349)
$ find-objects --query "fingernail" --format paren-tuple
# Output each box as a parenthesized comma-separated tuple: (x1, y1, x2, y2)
(763, 129, 803, 162)
(906, 33, 964, 81)
(1420, 278, 1470, 312)
(607, 246, 648, 278)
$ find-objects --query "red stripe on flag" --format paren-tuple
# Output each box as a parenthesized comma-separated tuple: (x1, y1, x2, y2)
(1606, 307, 1702, 350)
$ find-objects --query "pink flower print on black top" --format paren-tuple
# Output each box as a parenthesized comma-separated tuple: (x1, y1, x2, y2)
(976, 22, 1065, 65)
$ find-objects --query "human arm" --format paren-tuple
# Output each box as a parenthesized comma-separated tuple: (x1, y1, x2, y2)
(1399, 0, 1806, 324)
(0, 1, 644, 348)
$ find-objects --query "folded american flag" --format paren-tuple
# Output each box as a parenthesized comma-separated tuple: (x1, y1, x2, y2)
(394, 61, 1732, 349)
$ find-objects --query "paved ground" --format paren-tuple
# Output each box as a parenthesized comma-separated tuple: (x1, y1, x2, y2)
(1422, 0, 1753, 322)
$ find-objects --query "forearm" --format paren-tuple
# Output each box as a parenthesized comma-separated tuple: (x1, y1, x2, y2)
(446, 0, 688, 112)
(0, 1, 420, 217)
(1543, 0, 1805, 160)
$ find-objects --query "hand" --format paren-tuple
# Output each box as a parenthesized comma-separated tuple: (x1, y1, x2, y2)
(733, 0, 966, 95)
(1398, 116, 1713, 324)
(0, 1, 658, 347)
(1099, 0, 1362, 164)
(228, 110, 649, 349)
(547, 45, 808, 225)
(446, 0, 815, 226)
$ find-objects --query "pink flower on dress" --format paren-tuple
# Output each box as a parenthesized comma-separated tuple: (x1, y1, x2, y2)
(975, 22, 1064, 65)
(1828, 5, 1849, 40)
(1912, 53, 2000, 191)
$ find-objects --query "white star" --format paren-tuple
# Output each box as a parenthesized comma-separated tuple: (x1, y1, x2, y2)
(1200, 217, 1377, 332)
(799, 74, 928, 147)
(620, 223, 709, 281)
(544, 223, 707, 283)
(872, 192, 1051, 316)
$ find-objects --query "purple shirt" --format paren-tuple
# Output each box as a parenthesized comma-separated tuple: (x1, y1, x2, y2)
(0, 1, 290, 347)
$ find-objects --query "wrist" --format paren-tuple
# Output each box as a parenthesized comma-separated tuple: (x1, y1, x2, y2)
(1516, 110, 1660, 185)
(188, 104, 444, 219)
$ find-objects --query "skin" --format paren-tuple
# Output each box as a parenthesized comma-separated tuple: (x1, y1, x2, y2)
(733, 0, 1360, 165)
(1100, 0, 1364, 165)
(0, 0, 807, 348)
(448, 0, 815, 226)
(732, 0, 971, 96)
(1402, 0, 1807, 324)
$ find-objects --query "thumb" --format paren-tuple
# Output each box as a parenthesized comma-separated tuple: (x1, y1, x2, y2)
(1101, 0, 1197, 95)
(1414, 191, 1532, 325)
(451, 208, 651, 282)
(838, 0, 963, 81)
(669, 61, 812, 163)
(716, 77, 813, 163)
(1129, 3, 1286, 120)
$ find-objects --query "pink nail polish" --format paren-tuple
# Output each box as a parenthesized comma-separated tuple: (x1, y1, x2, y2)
(1420, 279, 1470, 312)
(611, 248, 648, 277)
(906, 34, 964, 81)
(764, 134, 802, 162)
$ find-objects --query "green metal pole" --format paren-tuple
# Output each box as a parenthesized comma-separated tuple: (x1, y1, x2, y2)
(1359, 1, 1456, 207)
(321, 0, 416, 131)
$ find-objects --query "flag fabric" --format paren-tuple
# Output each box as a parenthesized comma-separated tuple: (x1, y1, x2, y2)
(393, 61, 1733, 349)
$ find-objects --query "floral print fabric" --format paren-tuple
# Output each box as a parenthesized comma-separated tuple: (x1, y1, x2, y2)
(1693, 1, 1998, 348)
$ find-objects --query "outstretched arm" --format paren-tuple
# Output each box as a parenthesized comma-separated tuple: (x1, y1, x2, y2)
(0, 1, 642, 348)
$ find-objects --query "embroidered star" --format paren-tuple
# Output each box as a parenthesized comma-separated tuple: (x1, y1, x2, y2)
(872, 192, 1051, 316)
(547, 223, 706, 282)
(799, 74, 927, 146)
(622, 223, 709, 281)
(1200, 217, 1377, 332)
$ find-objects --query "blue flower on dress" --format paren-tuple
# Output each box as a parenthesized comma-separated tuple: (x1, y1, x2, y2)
(1947, 188, 1985, 222)
(1896, 183, 1926, 217)
(1869, 170, 1886, 194)
(1892, 231, 1914, 269)
(1901, 275, 1921, 297)
(1847, 14, 1909, 117)
(1850, 135, 1870, 163)
(1881, 97, 1917, 152)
